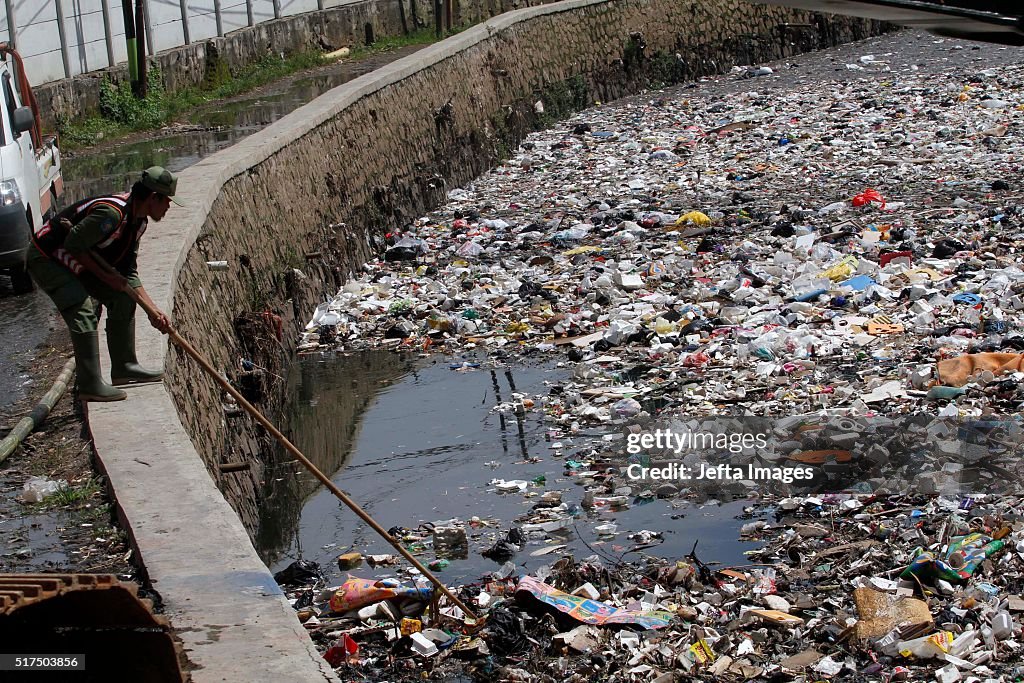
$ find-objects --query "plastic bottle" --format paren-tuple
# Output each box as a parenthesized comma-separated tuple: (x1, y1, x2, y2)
(20, 477, 66, 503)
(948, 630, 978, 657)
(793, 288, 828, 302)
(981, 625, 995, 649)
(898, 632, 953, 659)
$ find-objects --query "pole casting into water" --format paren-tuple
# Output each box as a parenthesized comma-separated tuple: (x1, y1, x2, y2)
(91, 252, 479, 621)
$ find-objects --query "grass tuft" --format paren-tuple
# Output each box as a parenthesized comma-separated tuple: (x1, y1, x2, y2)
(25, 477, 102, 510)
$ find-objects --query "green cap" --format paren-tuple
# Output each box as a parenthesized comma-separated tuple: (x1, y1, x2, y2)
(141, 166, 183, 206)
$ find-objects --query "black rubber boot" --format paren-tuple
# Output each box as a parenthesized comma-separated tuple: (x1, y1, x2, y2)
(71, 331, 127, 402)
(107, 319, 164, 386)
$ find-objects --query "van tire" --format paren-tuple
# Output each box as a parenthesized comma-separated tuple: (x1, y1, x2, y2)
(10, 265, 34, 294)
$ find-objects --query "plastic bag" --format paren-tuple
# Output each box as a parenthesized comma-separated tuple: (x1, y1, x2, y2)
(20, 477, 67, 503)
(901, 533, 1005, 584)
(486, 607, 530, 656)
(456, 240, 484, 258)
(611, 398, 642, 419)
(327, 576, 432, 613)
(852, 188, 886, 209)
(675, 211, 712, 226)
(273, 559, 324, 587)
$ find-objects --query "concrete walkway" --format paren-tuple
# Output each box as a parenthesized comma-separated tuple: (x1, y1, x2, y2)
(84, 37, 347, 683)
(88, 154, 338, 680)
(90, 383, 336, 682)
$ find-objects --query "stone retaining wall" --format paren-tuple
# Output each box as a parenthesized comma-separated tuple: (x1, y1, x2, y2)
(158, 0, 887, 534)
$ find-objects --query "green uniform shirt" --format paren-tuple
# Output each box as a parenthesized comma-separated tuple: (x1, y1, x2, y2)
(63, 204, 143, 289)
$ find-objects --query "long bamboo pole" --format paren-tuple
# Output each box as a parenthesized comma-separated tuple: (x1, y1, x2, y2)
(0, 359, 75, 464)
(96, 254, 478, 620)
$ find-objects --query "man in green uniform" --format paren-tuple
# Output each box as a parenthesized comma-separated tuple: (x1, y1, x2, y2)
(27, 167, 178, 402)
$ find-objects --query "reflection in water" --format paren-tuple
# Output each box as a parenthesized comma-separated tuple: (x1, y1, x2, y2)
(0, 287, 57, 407)
(194, 94, 296, 129)
(257, 353, 763, 586)
(256, 350, 413, 565)
(256, 352, 560, 579)
(62, 128, 253, 203)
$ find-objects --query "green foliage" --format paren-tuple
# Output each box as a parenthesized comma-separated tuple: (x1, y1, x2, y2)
(203, 50, 325, 101)
(622, 33, 647, 74)
(538, 75, 589, 127)
(648, 51, 688, 90)
(59, 51, 328, 150)
(347, 26, 447, 60)
(55, 114, 120, 148)
(489, 106, 516, 160)
(26, 477, 102, 510)
(98, 68, 167, 128)
(202, 53, 232, 91)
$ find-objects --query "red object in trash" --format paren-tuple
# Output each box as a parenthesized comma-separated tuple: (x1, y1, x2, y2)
(682, 351, 710, 368)
(323, 633, 359, 667)
(852, 188, 886, 209)
(260, 310, 284, 341)
(879, 250, 912, 267)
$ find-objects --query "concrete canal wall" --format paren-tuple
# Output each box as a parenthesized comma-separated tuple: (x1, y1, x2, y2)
(85, 1, 887, 680)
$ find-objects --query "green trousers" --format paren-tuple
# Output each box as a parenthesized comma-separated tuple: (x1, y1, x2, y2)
(27, 249, 137, 332)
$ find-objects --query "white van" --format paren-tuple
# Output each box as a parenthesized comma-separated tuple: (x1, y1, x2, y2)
(0, 44, 63, 294)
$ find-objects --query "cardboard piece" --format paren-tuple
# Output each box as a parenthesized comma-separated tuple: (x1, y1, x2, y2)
(852, 587, 933, 641)
(748, 609, 804, 626)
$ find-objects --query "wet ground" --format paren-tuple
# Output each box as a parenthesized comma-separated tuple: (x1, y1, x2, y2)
(0, 329, 134, 578)
(0, 286, 57, 408)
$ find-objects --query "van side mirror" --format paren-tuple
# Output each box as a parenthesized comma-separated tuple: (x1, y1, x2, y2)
(11, 107, 33, 136)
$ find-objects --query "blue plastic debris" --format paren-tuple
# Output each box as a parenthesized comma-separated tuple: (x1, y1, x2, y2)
(792, 289, 828, 302)
(840, 275, 876, 291)
(952, 293, 982, 305)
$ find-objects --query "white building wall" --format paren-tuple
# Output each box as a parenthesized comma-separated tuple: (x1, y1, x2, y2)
(5, 0, 355, 87)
